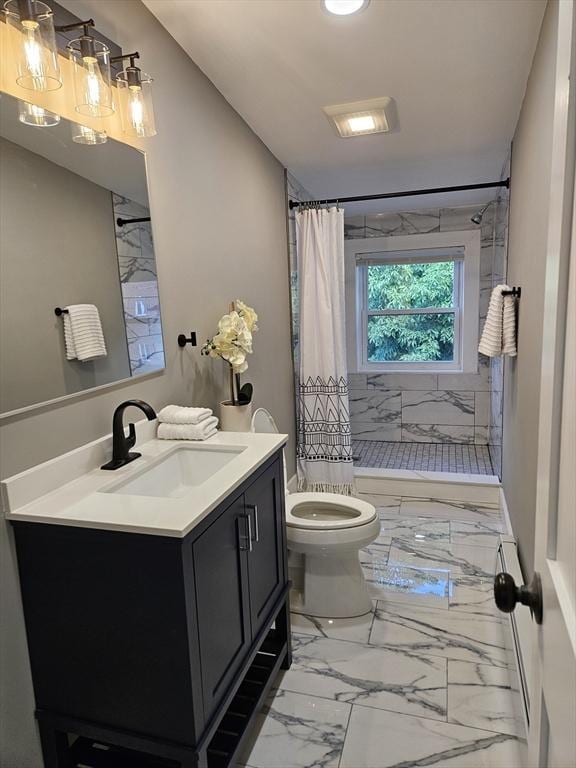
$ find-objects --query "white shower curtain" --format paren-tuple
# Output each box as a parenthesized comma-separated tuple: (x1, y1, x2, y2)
(296, 206, 354, 494)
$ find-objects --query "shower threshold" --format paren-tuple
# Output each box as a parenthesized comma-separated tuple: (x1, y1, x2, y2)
(352, 440, 494, 475)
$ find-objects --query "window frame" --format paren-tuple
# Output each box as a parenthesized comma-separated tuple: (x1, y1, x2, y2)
(345, 230, 480, 374)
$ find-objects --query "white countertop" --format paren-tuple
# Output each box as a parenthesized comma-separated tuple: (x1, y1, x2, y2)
(2, 428, 288, 538)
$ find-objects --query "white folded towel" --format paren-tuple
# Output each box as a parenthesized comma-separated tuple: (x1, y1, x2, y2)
(157, 405, 213, 425)
(157, 417, 219, 441)
(478, 285, 517, 357)
(63, 304, 107, 362)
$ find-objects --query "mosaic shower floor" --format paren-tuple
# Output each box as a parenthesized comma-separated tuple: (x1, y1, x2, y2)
(352, 440, 495, 475)
(238, 494, 525, 768)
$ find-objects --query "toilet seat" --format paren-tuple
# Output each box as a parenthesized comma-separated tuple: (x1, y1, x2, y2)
(286, 492, 377, 530)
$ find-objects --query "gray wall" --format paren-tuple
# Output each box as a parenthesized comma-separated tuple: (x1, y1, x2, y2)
(0, 1, 295, 765)
(0, 138, 131, 413)
(502, 0, 558, 575)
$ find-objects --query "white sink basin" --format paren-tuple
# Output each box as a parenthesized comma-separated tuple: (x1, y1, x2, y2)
(102, 444, 246, 499)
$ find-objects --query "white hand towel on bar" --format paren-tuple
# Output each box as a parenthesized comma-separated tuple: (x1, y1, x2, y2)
(157, 417, 219, 441)
(157, 405, 213, 425)
(63, 304, 107, 362)
(478, 285, 517, 357)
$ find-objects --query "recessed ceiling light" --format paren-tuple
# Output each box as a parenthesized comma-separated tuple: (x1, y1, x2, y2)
(348, 115, 375, 132)
(322, 97, 392, 138)
(323, 0, 370, 16)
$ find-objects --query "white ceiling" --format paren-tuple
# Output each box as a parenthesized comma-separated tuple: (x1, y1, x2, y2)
(144, 0, 545, 213)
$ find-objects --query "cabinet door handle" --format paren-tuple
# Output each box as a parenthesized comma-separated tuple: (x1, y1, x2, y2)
(246, 513, 253, 551)
(246, 504, 259, 542)
(237, 514, 253, 552)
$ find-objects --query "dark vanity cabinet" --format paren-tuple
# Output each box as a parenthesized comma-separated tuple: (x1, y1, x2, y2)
(193, 460, 287, 724)
(13, 452, 291, 768)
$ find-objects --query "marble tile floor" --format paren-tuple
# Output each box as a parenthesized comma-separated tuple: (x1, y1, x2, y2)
(238, 495, 525, 768)
(353, 440, 495, 476)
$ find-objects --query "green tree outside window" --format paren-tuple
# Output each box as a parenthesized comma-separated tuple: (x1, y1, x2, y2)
(366, 262, 455, 362)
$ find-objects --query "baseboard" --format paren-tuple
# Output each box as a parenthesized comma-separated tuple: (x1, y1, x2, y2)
(499, 487, 514, 536)
(497, 536, 531, 735)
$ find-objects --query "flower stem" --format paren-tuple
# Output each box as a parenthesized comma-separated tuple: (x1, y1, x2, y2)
(229, 364, 236, 405)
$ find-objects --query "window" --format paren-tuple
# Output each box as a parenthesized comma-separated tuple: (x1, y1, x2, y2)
(346, 232, 480, 373)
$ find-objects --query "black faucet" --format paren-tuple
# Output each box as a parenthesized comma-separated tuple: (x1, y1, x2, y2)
(101, 399, 157, 470)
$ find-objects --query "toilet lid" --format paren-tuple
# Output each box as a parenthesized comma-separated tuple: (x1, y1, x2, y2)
(285, 493, 377, 530)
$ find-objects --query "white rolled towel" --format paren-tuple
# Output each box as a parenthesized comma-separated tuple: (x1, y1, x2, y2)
(157, 417, 219, 441)
(157, 405, 213, 425)
(502, 294, 517, 356)
(478, 285, 517, 357)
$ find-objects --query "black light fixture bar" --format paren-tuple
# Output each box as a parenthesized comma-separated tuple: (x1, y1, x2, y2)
(55, 17, 94, 33)
(288, 178, 510, 209)
(110, 51, 141, 79)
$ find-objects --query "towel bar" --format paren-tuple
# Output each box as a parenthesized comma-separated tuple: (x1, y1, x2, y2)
(502, 287, 521, 297)
(54, 307, 69, 316)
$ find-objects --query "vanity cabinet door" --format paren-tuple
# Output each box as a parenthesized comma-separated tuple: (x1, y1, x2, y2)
(245, 460, 286, 638)
(192, 493, 251, 722)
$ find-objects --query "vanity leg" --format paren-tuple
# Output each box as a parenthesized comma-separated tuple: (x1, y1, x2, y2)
(277, 596, 292, 670)
(38, 723, 69, 768)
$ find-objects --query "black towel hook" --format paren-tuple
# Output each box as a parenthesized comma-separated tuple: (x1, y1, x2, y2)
(177, 332, 197, 348)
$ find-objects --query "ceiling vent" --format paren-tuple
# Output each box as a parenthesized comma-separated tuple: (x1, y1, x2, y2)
(323, 97, 392, 138)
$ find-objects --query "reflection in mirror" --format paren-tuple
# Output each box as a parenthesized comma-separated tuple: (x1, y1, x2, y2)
(0, 93, 165, 416)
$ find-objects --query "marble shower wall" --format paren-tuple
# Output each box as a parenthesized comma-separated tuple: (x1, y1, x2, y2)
(345, 203, 505, 463)
(286, 172, 313, 365)
(488, 188, 509, 478)
(113, 193, 165, 376)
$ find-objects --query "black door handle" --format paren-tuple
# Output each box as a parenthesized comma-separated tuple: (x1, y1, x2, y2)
(494, 571, 543, 624)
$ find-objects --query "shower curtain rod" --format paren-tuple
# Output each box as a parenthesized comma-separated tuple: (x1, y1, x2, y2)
(288, 179, 510, 209)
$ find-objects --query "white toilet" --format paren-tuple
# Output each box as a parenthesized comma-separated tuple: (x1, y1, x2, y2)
(252, 408, 379, 618)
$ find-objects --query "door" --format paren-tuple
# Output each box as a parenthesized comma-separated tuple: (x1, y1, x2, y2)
(193, 494, 251, 721)
(245, 460, 286, 637)
(528, 3, 576, 765)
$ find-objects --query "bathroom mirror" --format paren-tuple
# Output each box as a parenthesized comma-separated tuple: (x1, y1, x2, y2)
(0, 92, 165, 417)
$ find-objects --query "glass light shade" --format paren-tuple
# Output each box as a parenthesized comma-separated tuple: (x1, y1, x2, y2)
(4, 0, 62, 91)
(116, 70, 156, 138)
(68, 37, 114, 118)
(71, 122, 107, 145)
(18, 98, 60, 126)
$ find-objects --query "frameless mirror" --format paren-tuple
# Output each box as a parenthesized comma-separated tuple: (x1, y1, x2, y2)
(0, 92, 165, 417)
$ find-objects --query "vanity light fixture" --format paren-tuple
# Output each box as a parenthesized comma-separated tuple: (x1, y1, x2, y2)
(71, 121, 107, 145)
(323, 0, 370, 16)
(323, 97, 392, 138)
(112, 52, 157, 138)
(3, 0, 62, 91)
(56, 19, 114, 118)
(17, 97, 60, 126)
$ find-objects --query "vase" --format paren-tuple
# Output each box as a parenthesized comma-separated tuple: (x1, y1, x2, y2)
(219, 401, 253, 432)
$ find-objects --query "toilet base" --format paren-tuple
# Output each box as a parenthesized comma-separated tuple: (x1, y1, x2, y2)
(289, 551, 373, 619)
